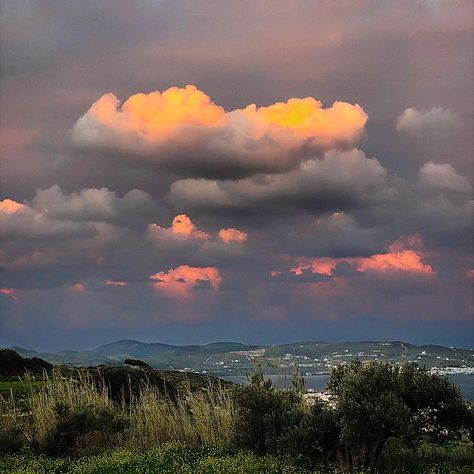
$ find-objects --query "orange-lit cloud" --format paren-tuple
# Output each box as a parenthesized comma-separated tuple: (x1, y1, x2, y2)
(148, 214, 210, 241)
(356, 250, 432, 274)
(149, 265, 221, 297)
(242, 97, 367, 147)
(218, 228, 247, 243)
(72, 85, 367, 179)
(0, 199, 25, 214)
(270, 270, 282, 277)
(0, 288, 17, 299)
(170, 215, 210, 239)
(292, 238, 433, 277)
(106, 279, 127, 287)
(71, 283, 86, 293)
(292, 257, 336, 276)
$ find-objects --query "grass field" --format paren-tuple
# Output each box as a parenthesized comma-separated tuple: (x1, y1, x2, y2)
(1, 443, 474, 474)
(0, 444, 309, 474)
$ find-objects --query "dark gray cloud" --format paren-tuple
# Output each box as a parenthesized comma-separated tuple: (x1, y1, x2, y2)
(167, 149, 389, 215)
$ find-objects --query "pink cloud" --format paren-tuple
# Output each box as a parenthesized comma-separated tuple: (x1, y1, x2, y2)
(0, 288, 17, 299)
(293, 250, 433, 276)
(292, 236, 434, 277)
(148, 214, 210, 240)
(70, 283, 86, 293)
(218, 227, 247, 243)
(149, 265, 221, 297)
(0, 199, 25, 214)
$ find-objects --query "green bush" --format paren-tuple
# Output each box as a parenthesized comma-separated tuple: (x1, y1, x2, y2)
(231, 369, 304, 454)
(0, 416, 25, 454)
(0, 395, 27, 454)
(280, 398, 341, 466)
(328, 361, 473, 471)
(36, 402, 129, 455)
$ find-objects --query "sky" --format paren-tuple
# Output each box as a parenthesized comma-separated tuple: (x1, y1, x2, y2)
(0, 0, 473, 351)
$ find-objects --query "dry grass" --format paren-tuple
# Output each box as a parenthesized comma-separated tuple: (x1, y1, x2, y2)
(0, 370, 234, 454)
(128, 383, 234, 449)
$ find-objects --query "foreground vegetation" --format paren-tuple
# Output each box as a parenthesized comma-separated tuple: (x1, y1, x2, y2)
(2, 443, 473, 474)
(1, 360, 472, 473)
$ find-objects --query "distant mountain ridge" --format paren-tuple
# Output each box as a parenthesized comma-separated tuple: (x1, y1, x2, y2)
(8, 339, 473, 376)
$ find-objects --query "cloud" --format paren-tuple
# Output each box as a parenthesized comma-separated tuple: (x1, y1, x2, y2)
(71, 85, 368, 179)
(31, 185, 157, 223)
(148, 214, 210, 241)
(291, 235, 434, 277)
(417, 162, 471, 194)
(70, 282, 86, 293)
(270, 212, 383, 258)
(149, 265, 221, 297)
(396, 107, 461, 139)
(218, 228, 247, 243)
(0, 197, 94, 240)
(0, 288, 17, 299)
(168, 149, 388, 214)
(105, 279, 127, 287)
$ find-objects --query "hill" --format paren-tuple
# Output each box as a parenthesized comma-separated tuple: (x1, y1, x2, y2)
(0, 349, 53, 379)
(9, 340, 474, 377)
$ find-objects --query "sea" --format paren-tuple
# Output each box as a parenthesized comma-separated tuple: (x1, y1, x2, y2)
(223, 374, 474, 401)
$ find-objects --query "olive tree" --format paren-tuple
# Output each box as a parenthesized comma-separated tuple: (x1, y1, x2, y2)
(328, 361, 472, 471)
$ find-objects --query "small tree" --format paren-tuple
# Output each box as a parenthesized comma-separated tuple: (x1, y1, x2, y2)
(231, 366, 303, 453)
(280, 398, 341, 465)
(328, 361, 472, 471)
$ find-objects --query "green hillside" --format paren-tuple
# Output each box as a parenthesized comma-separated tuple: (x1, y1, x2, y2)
(9, 340, 474, 377)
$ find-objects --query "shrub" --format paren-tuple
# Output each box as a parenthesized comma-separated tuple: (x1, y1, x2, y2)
(280, 398, 341, 466)
(37, 402, 129, 455)
(328, 361, 473, 471)
(0, 395, 26, 454)
(231, 369, 304, 454)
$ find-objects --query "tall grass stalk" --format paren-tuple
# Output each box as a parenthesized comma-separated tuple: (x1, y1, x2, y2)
(127, 381, 234, 449)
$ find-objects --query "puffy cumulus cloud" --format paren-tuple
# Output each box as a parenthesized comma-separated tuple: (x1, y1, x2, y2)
(31, 185, 157, 223)
(71, 85, 367, 179)
(0, 192, 137, 273)
(396, 107, 461, 139)
(149, 265, 221, 297)
(218, 228, 248, 243)
(291, 235, 434, 277)
(148, 214, 210, 241)
(417, 162, 471, 195)
(168, 149, 388, 214)
(148, 214, 248, 252)
(0, 198, 94, 240)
